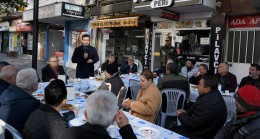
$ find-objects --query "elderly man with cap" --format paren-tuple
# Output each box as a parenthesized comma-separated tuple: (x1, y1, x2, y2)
(99, 63, 124, 96)
(214, 85, 260, 139)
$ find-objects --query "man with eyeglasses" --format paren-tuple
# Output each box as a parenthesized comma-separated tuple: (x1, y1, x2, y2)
(120, 55, 137, 74)
(42, 56, 66, 82)
(160, 36, 177, 73)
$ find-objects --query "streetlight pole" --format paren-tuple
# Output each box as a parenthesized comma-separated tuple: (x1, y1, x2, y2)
(32, 0, 39, 70)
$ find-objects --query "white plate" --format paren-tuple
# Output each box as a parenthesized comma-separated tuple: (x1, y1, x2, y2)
(136, 127, 160, 138)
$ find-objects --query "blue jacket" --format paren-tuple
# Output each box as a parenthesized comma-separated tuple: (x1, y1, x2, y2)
(0, 85, 40, 134)
(72, 45, 99, 78)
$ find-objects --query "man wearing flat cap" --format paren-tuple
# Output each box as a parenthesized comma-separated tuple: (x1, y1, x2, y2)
(214, 85, 260, 139)
(98, 63, 124, 96)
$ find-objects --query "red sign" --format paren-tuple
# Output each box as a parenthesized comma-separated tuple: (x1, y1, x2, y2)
(16, 23, 32, 31)
(161, 10, 179, 21)
(228, 15, 260, 28)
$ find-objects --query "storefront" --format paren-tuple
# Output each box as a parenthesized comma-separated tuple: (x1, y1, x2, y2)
(225, 15, 260, 82)
(0, 21, 10, 52)
(132, 0, 216, 71)
(8, 19, 33, 55)
(90, 16, 147, 66)
(23, 0, 86, 63)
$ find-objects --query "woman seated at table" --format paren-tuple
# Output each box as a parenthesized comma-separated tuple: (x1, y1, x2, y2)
(122, 70, 162, 123)
(98, 63, 124, 96)
(101, 54, 118, 72)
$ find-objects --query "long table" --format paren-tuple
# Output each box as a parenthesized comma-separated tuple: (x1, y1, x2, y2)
(67, 95, 187, 139)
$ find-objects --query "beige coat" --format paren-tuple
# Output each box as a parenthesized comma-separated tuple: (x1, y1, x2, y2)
(130, 84, 162, 123)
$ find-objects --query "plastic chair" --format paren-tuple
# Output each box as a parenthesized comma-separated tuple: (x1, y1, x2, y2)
(222, 95, 236, 121)
(0, 119, 22, 139)
(134, 59, 143, 73)
(129, 79, 141, 100)
(67, 69, 76, 79)
(117, 86, 127, 109)
(160, 88, 186, 128)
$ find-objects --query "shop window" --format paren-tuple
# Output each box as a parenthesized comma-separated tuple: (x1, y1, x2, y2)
(227, 30, 260, 64)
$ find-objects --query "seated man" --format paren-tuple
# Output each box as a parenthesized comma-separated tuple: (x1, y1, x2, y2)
(62, 90, 137, 139)
(120, 55, 137, 74)
(0, 68, 40, 134)
(189, 64, 208, 85)
(180, 59, 198, 79)
(99, 63, 124, 96)
(177, 75, 227, 138)
(42, 56, 66, 82)
(101, 54, 118, 72)
(239, 64, 260, 89)
(24, 79, 78, 139)
(0, 65, 19, 96)
(157, 63, 188, 91)
(214, 85, 260, 139)
(215, 62, 237, 92)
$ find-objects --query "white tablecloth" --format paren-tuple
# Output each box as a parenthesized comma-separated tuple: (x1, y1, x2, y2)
(68, 95, 187, 139)
(189, 84, 235, 102)
(121, 74, 159, 88)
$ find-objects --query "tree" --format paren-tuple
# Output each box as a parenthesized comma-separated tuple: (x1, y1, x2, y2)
(0, 0, 28, 15)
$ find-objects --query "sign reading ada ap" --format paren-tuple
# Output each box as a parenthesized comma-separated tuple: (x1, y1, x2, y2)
(151, 0, 173, 8)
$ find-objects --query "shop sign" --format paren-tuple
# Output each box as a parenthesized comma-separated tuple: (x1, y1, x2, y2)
(90, 17, 138, 28)
(16, 23, 32, 31)
(62, 3, 84, 18)
(0, 21, 9, 31)
(229, 15, 260, 28)
(144, 28, 151, 68)
(161, 10, 179, 21)
(209, 13, 226, 75)
(151, 0, 174, 8)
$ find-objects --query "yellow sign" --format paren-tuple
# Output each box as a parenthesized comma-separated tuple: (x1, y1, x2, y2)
(90, 17, 138, 28)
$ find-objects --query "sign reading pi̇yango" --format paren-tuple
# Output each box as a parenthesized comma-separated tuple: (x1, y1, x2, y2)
(90, 17, 138, 28)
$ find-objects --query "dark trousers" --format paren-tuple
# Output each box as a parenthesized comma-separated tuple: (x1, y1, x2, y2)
(22, 45, 27, 54)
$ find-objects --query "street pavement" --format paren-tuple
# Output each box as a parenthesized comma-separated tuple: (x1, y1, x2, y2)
(0, 52, 69, 82)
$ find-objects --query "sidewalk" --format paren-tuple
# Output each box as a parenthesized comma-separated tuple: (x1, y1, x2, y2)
(0, 52, 46, 81)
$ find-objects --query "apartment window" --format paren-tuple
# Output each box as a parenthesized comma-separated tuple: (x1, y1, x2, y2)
(227, 30, 260, 64)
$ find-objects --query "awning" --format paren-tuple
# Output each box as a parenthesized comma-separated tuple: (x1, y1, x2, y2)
(90, 17, 138, 28)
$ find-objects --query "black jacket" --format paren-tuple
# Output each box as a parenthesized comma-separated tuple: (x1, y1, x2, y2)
(0, 78, 10, 95)
(216, 72, 237, 92)
(120, 62, 137, 74)
(178, 90, 227, 139)
(214, 111, 260, 139)
(239, 76, 260, 89)
(0, 85, 40, 134)
(72, 45, 99, 78)
(23, 104, 69, 139)
(99, 72, 124, 96)
(61, 123, 137, 139)
(41, 64, 66, 82)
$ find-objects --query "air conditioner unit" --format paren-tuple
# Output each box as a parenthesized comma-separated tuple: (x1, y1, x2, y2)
(86, 0, 95, 6)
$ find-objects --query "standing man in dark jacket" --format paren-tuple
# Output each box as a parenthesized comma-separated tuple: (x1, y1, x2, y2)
(62, 90, 137, 139)
(0, 68, 40, 135)
(216, 62, 237, 92)
(177, 75, 227, 139)
(214, 85, 260, 139)
(24, 79, 78, 139)
(42, 56, 66, 82)
(72, 34, 99, 79)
